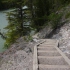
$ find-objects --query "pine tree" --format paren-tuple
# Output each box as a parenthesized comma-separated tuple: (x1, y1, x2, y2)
(4, 0, 31, 47)
(3, 0, 70, 47)
(30, 0, 69, 31)
(29, 0, 49, 31)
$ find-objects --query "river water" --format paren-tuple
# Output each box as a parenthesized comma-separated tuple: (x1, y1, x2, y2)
(0, 8, 35, 53)
(0, 10, 8, 52)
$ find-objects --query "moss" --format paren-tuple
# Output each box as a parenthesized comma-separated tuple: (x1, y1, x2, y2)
(65, 12, 70, 19)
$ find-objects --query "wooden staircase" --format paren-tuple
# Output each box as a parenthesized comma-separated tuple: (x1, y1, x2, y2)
(33, 39, 70, 70)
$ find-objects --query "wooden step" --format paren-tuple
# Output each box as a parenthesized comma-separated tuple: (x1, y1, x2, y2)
(40, 43, 56, 45)
(33, 39, 70, 70)
(38, 46, 54, 48)
(38, 51, 61, 56)
(38, 56, 63, 58)
(38, 47, 57, 51)
(39, 64, 70, 68)
(39, 44, 54, 47)
(38, 46, 55, 48)
(39, 64, 70, 70)
(44, 39, 56, 42)
(38, 56, 68, 65)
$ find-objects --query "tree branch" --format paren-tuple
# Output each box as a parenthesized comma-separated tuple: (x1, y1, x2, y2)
(0, 31, 6, 39)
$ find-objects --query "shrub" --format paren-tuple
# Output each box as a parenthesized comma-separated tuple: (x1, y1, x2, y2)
(65, 12, 70, 19)
(48, 13, 63, 29)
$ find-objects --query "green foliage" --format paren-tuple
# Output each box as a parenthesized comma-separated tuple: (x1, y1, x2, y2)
(0, 0, 3, 10)
(4, 30, 20, 48)
(28, 0, 70, 31)
(0, 0, 6, 10)
(3, 0, 70, 48)
(30, 0, 50, 31)
(23, 35, 33, 42)
(0, 30, 6, 39)
(4, 0, 31, 48)
(48, 13, 63, 29)
(65, 12, 70, 19)
(0, 0, 11, 10)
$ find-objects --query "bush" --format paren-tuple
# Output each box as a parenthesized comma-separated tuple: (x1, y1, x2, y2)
(23, 35, 33, 42)
(48, 13, 63, 29)
(65, 12, 70, 19)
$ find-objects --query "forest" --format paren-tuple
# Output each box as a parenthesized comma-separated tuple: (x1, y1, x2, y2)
(0, 0, 70, 48)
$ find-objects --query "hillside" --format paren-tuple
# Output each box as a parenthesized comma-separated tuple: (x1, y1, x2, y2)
(0, 4, 70, 70)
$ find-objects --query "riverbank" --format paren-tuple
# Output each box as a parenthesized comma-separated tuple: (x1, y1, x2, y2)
(0, 10, 8, 52)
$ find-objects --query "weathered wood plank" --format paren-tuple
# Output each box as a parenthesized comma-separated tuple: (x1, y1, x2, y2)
(54, 40, 70, 66)
(33, 45, 38, 70)
(33, 39, 70, 70)
(39, 64, 70, 68)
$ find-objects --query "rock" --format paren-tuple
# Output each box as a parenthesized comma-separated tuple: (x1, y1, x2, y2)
(24, 47, 32, 53)
(33, 38, 39, 42)
(52, 23, 70, 59)
(38, 25, 52, 38)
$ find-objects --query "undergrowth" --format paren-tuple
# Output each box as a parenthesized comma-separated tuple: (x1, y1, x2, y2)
(48, 13, 63, 29)
(65, 12, 70, 19)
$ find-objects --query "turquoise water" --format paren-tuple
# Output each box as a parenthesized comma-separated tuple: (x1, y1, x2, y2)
(0, 10, 8, 52)
(0, 8, 35, 53)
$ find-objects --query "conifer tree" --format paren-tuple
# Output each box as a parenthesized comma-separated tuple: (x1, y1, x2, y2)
(4, 0, 30, 47)
(29, 0, 52, 31)
(3, 0, 70, 47)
